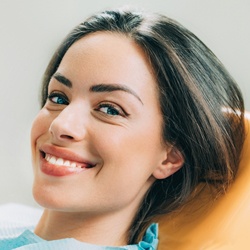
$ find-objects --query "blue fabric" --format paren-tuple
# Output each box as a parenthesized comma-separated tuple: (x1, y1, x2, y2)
(0, 220, 158, 250)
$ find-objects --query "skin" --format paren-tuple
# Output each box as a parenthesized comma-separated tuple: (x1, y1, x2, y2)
(31, 32, 183, 246)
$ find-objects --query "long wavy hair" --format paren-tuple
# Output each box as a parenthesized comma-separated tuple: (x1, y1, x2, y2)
(40, 8, 245, 244)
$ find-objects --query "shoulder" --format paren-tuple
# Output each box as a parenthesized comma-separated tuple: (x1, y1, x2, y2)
(0, 205, 158, 249)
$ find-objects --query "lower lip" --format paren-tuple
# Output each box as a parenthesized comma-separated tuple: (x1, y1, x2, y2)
(40, 157, 87, 177)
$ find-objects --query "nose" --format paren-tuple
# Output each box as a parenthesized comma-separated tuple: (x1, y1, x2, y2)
(49, 104, 87, 143)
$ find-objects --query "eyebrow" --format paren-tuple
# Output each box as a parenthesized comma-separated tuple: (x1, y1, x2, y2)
(90, 84, 143, 105)
(52, 72, 143, 104)
(52, 72, 72, 88)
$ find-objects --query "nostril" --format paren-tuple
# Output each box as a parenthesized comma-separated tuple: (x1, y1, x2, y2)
(60, 135, 74, 140)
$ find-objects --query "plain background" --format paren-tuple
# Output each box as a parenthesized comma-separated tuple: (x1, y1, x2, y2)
(0, 0, 249, 207)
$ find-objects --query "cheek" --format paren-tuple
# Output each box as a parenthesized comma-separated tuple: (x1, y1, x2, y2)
(95, 119, 163, 172)
(30, 109, 51, 152)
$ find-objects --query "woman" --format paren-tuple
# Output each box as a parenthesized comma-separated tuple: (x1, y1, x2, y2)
(0, 7, 245, 249)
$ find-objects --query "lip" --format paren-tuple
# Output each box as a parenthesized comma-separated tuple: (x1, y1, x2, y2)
(39, 144, 96, 177)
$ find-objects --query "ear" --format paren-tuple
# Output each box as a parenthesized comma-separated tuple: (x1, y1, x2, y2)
(153, 146, 184, 179)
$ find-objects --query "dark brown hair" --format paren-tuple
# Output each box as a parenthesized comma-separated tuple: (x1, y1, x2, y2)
(40, 8, 245, 244)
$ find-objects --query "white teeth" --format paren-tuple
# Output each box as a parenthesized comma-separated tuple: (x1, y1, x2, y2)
(64, 160, 71, 167)
(49, 156, 56, 164)
(44, 153, 84, 168)
(45, 154, 51, 161)
(56, 158, 64, 165)
(70, 162, 77, 168)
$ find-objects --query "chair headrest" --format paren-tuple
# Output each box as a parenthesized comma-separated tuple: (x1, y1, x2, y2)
(157, 112, 250, 249)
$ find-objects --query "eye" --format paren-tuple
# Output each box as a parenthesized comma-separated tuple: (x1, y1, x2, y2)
(96, 103, 127, 117)
(48, 92, 69, 105)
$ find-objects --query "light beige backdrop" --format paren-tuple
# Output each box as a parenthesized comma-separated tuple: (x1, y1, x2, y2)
(0, 0, 249, 206)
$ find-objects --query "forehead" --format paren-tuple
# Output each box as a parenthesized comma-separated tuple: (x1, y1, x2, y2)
(58, 32, 157, 92)
(67, 31, 150, 69)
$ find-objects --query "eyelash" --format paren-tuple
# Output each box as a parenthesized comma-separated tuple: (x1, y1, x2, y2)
(95, 103, 128, 117)
(47, 92, 128, 117)
(48, 92, 69, 105)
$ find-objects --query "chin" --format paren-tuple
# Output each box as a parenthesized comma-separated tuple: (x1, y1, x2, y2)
(32, 181, 64, 210)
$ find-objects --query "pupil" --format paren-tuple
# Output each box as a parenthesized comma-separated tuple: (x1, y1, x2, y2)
(108, 108, 118, 115)
(57, 98, 64, 104)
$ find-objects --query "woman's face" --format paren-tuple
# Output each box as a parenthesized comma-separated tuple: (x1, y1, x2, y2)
(31, 32, 169, 216)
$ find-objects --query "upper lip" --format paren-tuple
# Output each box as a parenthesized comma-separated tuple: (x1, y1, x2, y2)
(40, 144, 96, 167)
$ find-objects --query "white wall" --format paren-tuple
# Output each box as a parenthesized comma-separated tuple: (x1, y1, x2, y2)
(0, 0, 249, 206)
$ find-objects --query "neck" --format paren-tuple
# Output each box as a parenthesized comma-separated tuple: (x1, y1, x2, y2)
(34, 208, 135, 246)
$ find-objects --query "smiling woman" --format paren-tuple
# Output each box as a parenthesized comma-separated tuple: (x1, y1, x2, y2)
(0, 7, 245, 250)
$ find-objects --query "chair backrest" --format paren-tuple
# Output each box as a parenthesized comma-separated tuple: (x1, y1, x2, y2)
(157, 112, 250, 250)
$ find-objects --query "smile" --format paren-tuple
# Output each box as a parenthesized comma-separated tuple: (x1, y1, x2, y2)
(45, 153, 89, 169)
(39, 148, 96, 177)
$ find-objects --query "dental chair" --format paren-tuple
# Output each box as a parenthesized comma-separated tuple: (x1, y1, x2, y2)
(157, 112, 250, 250)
